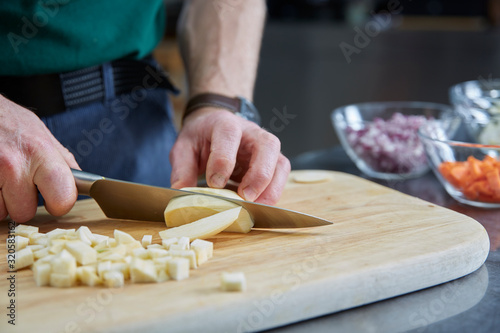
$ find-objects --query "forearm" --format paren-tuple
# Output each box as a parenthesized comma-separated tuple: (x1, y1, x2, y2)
(177, 0, 266, 100)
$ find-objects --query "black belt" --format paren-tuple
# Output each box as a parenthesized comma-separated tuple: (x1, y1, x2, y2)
(0, 56, 178, 117)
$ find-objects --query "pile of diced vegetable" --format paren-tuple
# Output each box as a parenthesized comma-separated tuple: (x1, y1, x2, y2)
(346, 113, 429, 173)
(439, 155, 500, 202)
(6, 187, 252, 290)
(8, 225, 214, 288)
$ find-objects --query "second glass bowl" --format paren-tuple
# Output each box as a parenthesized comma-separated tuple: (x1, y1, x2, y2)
(332, 101, 460, 180)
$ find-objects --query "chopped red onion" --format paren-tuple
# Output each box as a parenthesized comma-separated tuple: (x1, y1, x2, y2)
(346, 113, 429, 173)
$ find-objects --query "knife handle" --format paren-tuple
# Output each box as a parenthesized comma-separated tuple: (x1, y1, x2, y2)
(71, 169, 104, 196)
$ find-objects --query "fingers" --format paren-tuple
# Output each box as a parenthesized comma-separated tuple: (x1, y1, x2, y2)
(205, 122, 242, 188)
(0, 190, 6, 221)
(169, 138, 199, 189)
(0, 97, 78, 221)
(0, 157, 38, 223)
(44, 126, 80, 170)
(237, 130, 281, 201)
(34, 160, 77, 217)
(253, 154, 291, 205)
(173, 109, 291, 203)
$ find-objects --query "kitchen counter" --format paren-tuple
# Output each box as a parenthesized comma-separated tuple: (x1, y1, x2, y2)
(265, 145, 500, 333)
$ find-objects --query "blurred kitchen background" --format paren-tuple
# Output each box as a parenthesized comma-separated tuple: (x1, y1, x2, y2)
(156, 0, 500, 160)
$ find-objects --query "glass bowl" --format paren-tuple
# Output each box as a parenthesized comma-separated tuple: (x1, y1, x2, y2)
(331, 101, 461, 180)
(449, 79, 500, 145)
(419, 121, 500, 208)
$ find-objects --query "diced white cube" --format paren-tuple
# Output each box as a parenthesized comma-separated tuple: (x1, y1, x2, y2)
(33, 262, 51, 287)
(103, 271, 125, 288)
(191, 239, 213, 265)
(148, 248, 170, 259)
(29, 232, 48, 246)
(76, 226, 93, 245)
(91, 233, 109, 247)
(132, 248, 150, 259)
(9, 247, 34, 270)
(26, 244, 44, 252)
(177, 237, 190, 250)
(124, 241, 143, 255)
(50, 273, 75, 288)
(51, 249, 77, 278)
(162, 237, 178, 250)
(130, 258, 157, 283)
(49, 239, 68, 254)
(146, 244, 163, 250)
(94, 238, 118, 252)
(220, 272, 246, 292)
(46, 228, 74, 240)
(156, 269, 169, 283)
(76, 266, 101, 287)
(33, 247, 51, 260)
(168, 258, 190, 281)
(65, 240, 97, 265)
(14, 224, 39, 237)
(153, 256, 172, 272)
(170, 250, 197, 269)
(141, 235, 152, 247)
(114, 230, 136, 244)
(10, 235, 29, 250)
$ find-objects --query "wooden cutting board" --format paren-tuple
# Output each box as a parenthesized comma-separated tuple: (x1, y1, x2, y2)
(0, 170, 490, 333)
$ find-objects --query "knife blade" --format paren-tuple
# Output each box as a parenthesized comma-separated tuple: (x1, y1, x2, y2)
(72, 169, 333, 228)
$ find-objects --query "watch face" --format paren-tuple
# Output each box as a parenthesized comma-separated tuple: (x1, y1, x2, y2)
(239, 97, 261, 125)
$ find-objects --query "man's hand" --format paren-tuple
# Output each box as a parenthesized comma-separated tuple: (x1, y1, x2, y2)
(173, 1, 290, 203)
(170, 108, 290, 205)
(0, 96, 79, 222)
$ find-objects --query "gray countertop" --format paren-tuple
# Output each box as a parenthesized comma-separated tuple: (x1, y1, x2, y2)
(263, 145, 500, 333)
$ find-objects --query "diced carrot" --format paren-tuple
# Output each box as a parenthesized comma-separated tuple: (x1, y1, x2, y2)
(438, 155, 500, 203)
(486, 169, 500, 196)
(449, 165, 469, 186)
(467, 156, 483, 180)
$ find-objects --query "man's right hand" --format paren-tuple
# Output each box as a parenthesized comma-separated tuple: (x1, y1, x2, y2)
(0, 95, 79, 223)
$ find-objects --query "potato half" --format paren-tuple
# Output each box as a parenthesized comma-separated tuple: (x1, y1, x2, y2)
(164, 187, 254, 233)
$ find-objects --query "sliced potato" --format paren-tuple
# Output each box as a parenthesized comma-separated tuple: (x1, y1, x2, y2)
(164, 195, 253, 233)
(292, 171, 331, 184)
(160, 207, 242, 240)
(180, 187, 243, 200)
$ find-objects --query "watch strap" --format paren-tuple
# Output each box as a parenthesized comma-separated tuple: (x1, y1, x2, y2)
(183, 93, 241, 124)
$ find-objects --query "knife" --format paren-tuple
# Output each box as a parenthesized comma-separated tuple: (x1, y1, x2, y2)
(72, 169, 333, 228)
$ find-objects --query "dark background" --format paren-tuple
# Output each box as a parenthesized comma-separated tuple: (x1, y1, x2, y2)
(163, 0, 500, 159)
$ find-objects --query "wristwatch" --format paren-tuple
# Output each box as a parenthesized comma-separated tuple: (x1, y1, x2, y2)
(183, 93, 261, 126)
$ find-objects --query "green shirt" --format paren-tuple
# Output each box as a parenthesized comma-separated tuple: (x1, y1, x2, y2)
(0, 0, 165, 76)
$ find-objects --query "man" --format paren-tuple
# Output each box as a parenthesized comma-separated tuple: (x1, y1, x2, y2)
(0, 0, 290, 223)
